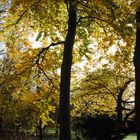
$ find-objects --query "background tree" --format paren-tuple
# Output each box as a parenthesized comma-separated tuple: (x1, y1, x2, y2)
(134, 7, 140, 140)
(71, 68, 135, 139)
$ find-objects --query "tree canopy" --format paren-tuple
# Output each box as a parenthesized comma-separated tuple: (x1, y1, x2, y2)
(0, 0, 139, 140)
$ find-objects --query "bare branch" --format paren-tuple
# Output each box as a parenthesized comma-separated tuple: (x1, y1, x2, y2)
(4, 9, 28, 28)
(77, 16, 110, 25)
(0, 9, 6, 14)
(99, 84, 117, 101)
(123, 108, 135, 123)
(3, 0, 45, 29)
(122, 100, 135, 104)
(119, 79, 134, 95)
(36, 63, 54, 87)
(95, 21, 108, 36)
(36, 63, 60, 100)
(35, 41, 64, 64)
(0, 49, 5, 55)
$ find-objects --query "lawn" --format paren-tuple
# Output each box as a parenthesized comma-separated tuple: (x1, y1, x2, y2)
(123, 133, 136, 140)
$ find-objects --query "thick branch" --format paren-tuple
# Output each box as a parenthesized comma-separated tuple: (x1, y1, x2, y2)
(35, 41, 64, 64)
(119, 79, 133, 96)
(123, 108, 135, 123)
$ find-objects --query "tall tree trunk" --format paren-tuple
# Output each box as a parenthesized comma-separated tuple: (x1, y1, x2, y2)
(115, 81, 131, 140)
(59, 1, 76, 140)
(39, 118, 43, 140)
(134, 8, 140, 140)
(115, 89, 123, 140)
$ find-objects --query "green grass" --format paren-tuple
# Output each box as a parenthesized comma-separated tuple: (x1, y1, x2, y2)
(123, 133, 136, 140)
(45, 127, 78, 140)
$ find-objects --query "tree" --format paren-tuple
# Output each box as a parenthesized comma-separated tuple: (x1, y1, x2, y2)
(59, 1, 76, 140)
(1, 0, 136, 139)
(71, 68, 135, 139)
(134, 7, 140, 140)
(0, 51, 58, 137)
(71, 29, 135, 138)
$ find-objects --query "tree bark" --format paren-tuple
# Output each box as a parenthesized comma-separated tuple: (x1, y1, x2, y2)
(134, 8, 140, 140)
(39, 118, 43, 140)
(115, 80, 132, 140)
(59, 1, 76, 140)
(115, 89, 123, 140)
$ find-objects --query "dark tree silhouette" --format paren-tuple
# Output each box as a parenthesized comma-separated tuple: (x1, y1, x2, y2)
(59, 1, 77, 140)
(134, 8, 140, 140)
